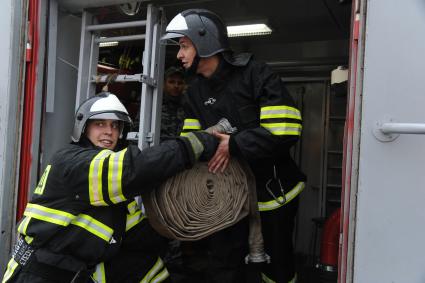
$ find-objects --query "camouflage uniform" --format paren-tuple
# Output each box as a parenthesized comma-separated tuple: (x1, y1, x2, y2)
(160, 93, 185, 141)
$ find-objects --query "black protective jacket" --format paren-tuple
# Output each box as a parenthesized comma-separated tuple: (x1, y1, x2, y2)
(15, 137, 198, 267)
(181, 54, 306, 208)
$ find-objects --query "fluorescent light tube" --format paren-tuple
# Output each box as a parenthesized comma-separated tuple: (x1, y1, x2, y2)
(227, 23, 272, 37)
(99, 41, 119, 48)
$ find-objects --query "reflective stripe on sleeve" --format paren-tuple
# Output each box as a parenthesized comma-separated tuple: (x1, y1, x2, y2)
(150, 268, 170, 283)
(260, 122, 302, 136)
(260, 105, 302, 120)
(17, 216, 31, 235)
(2, 258, 19, 283)
(181, 118, 201, 131)
(24, 203, 75, 226)
(71, 214, 114, 242)
(258, 182, 305, 212)
(140, 258, 165, 283)
(126, 209, 146, 232)
(92, 262, 106, 283)
(108, 148, 128, 204)
(288, 273, 298, 283)
(34, 165, 52, 195)
(127, 200, 138, 214)
(24, 236, 34, 244)
(261, 272, 275, 283)
(89, 150, 113, 206)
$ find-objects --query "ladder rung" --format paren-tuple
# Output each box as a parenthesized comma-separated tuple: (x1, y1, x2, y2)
(92, 74, 157, 87)
(126, 132, 153, 142)
(127, 132, 139, 141)
(86, 20, 147, 31)
(95, 34, 146, 43)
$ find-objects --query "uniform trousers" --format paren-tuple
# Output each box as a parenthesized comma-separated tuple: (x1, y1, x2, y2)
(6, 220, 171, 283)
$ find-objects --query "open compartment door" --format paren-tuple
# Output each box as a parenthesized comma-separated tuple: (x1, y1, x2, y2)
(340, 0, 425, 282)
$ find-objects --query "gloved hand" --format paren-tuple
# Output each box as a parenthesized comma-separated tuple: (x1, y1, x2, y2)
(184, 132, 218, 161)
(205, 118, 237, 135)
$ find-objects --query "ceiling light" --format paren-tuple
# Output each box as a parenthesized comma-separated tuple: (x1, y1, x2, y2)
(99, 37, 118, 48)
(99, 41, 119, 48)
(227, 23, 272, 37)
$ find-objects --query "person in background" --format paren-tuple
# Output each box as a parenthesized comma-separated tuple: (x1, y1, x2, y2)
(162, 9, 306, 283)
(160, 66, 186, 141)
(2, 92, 217, 283)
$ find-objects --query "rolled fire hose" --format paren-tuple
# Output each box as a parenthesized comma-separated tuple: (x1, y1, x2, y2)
(143, 119, 270, 263)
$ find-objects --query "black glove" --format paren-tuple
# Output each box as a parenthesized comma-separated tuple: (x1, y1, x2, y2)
(193, 131, 219, 161)
(184, 132, 218, 161)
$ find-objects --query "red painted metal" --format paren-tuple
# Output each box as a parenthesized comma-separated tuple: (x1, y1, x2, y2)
(17, 0, 39, 221)
(320, 208, 341, 266)
(339, 0, 361, 280)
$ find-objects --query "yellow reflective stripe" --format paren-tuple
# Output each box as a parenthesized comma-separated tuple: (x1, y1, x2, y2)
(258, 182, 305, 212)
(71, 214, 113, 242)
(150, 268, 170, 283)
(261, 122, 302, 136)
(126, 210, 146, 232)
(23, 204, 113, 242)
(24, 203, 75, 226)
(182, 118, 201, 130)
(2, 258, 19, 283)
(108, 148, 128, 204)
(288, 273, 298, 283)
(179, 132, 189, 137)
(34, 165, 52, 195)
(89, 150, 113, 206)
(262, 272, 296, 283)
(127, 200, 138, 214)
(261, 273, 276, 283)
(260, 105, 301, 120)
(140, 258, 164, 283)
(24, 236, 34, 244)
(17, 216, 31, 235)
(92, 262, 106, 283)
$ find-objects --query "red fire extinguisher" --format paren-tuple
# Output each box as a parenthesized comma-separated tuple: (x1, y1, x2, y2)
(316, 208, 341, 282)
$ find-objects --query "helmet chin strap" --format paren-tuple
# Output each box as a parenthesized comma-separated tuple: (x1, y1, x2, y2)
(185, 55, 200, 76)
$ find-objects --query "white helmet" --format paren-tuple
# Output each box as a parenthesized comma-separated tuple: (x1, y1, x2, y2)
(71, 92, 132, 142)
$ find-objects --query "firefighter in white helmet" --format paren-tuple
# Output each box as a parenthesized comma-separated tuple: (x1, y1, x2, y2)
(162, 9, 306, 283)
(2, 92, 218, 283)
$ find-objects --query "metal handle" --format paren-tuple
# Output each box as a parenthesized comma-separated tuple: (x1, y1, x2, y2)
(380, 123, 425, 134)
(373, 121, 425, 142)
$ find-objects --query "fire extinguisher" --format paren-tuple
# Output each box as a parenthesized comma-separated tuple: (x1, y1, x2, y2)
(316, 208, 341, 283)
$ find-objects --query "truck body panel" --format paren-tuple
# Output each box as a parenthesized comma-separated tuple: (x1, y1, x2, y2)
(1, 1, 424, 282)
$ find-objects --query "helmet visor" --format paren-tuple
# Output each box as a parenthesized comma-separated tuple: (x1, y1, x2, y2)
(160, 32, 184, 45)
(90, 112, 132, 125)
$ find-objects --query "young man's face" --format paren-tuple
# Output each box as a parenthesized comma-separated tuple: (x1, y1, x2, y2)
(164, 74, 185, 97)
(177, 36, 197, 69)
(85, 119, 120, 150)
